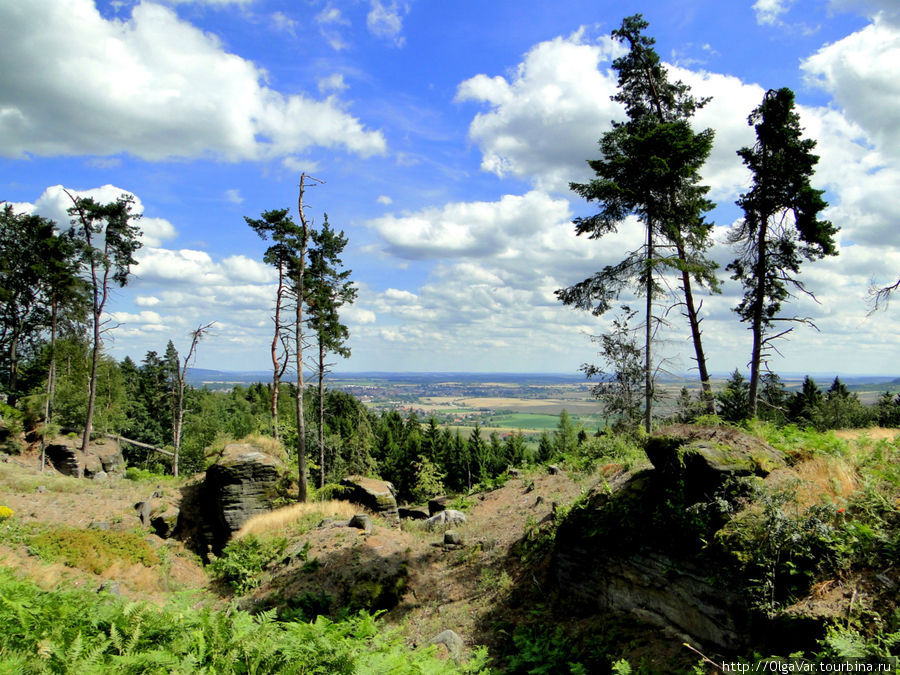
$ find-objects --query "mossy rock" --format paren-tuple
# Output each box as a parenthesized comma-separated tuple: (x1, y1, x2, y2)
(646, 425, 786, 490)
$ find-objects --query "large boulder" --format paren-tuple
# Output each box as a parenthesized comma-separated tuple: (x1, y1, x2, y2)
(551, 427, 801, 653)
(428, 496, 450, 515)
(646, 424, 785, 496)
(203, 444, 286, 549)
(338, 476, 399, 522)
(44, 442, 81, 476)
(43, 438, 126, 479)
(425, 509, 466, 531)
(95, 443, 125, 475)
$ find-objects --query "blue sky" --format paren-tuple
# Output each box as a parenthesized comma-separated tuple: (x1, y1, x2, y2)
(1, 0, 898, 375)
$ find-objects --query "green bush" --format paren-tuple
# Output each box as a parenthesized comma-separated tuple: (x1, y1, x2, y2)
(208, 535, 286, 595)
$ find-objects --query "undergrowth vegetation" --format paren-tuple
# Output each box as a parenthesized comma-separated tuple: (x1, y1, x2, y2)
(0, 569, 490, 673)
(480, 421, 900, 673)
(0, 520, 159, 575)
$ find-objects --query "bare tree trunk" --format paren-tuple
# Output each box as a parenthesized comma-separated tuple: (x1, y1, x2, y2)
(173, 322, 214, 477)
(7, 322, 19, 408)
(675, 241, 715, 414)
(295, 299, 308, 502)
(318, 333, 326, 489)
(748, 217, 768, 418)
(644, 219, 653, 433)
(271, 263, 286, 442)
(41, 300, 58, 473)
(82, 299, 101, 464)
(295, 174, 315, 503)
(44, 296, 58, 425)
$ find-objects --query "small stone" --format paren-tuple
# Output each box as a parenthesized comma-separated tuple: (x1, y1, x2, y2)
(92, 471, 108, 481)
(348, 513, 373, 534)
(88, 521, 111, 530)
(97, 581, 121, 595)
(547, 464, 560, 475)
(443, 530, 461, 546)
(36, 485, 46, 493)
(430, 629, 464, 660)
(508, 468, 522, 478)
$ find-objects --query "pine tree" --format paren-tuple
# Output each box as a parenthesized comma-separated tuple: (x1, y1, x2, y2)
(65, 192, 142, 457)
(717, 370, 751, 423)
(306, 214, 357, 489)
(728, 88, 838, 416)
(559, 15, 719, 429)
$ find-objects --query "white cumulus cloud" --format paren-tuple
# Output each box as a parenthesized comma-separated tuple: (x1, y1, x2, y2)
(0, 0, 385, 161)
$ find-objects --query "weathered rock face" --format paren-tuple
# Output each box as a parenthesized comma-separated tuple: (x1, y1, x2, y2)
(339, 476, 399, 522)
(552, 426, 797, 653)
(44, 443, 81, 476)
(398, 507, 429, 520)
(428, 496, 450, 515)
(206, 444, 285, 540)
(177, 443, 285, 556)
(43, 439, 126, 479)
(95, 444, 125, 475)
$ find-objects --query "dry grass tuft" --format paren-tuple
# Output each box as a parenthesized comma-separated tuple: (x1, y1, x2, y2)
(203, 433, 289, 465)
(237, 434, 288, 462)
(236, 500, 360, 539)
(832, 427, 900, 442)
(769, 456, 859, 509)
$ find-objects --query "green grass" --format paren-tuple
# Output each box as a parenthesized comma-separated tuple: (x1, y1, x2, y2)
(28, 526, 160, 574)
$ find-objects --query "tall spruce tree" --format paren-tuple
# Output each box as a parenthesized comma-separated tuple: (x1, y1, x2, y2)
(728, 88, 838, 416)
(306, 214, 357, 489)
(558, 15, 719, 430)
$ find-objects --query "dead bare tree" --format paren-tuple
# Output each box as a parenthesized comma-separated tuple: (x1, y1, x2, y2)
(172, 321, 215, 477)
(293, 173, 324, 502)
(868, 276, 900, 313)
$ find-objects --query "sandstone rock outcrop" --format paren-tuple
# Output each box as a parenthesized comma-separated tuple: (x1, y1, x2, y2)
(427, 496, 450, 515)
(398, 506, 429, 520)
(553, 425, 798, 653)
(206, 444, 285, 539)
(338, 476, 399, 522)
(44, 438, 126, 479)
(177, 443, 285, 556)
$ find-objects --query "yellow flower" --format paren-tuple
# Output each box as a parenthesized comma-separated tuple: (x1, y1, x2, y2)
(0, 505, 13, 521)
